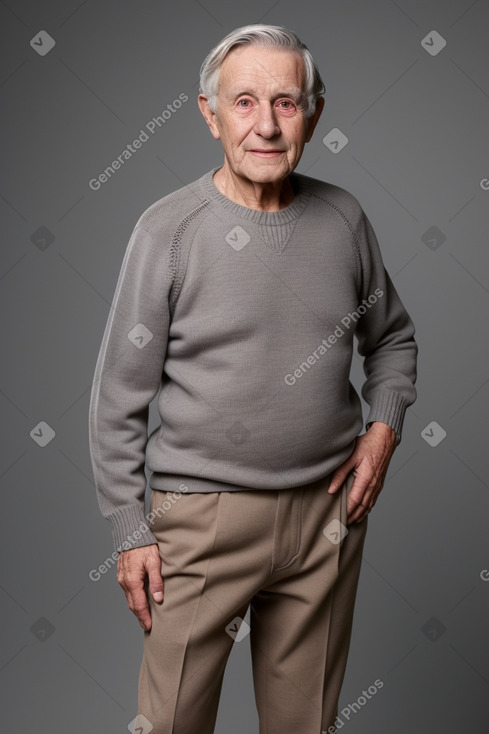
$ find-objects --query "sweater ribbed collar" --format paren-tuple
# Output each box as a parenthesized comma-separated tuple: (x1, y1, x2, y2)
(199, 166, 310, 226)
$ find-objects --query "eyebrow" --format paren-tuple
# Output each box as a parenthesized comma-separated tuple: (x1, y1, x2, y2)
(227, 88, 303, 102)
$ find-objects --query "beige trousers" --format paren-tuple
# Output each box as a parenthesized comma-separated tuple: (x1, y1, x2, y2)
(137, 470, 368, 734)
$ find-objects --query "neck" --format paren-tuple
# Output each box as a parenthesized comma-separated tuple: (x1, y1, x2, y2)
(213, 163, 295, 212)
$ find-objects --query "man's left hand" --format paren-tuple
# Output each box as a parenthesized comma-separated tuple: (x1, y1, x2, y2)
(327, 421, 397, 524)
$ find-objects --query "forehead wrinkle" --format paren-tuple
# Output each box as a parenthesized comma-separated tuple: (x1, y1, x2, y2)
(219, 47, 306, 98)
(223, 72, 304, 102)
(223, 67, 301, 89)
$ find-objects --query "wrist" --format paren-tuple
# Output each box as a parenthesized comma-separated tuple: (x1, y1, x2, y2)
(366, 421, 396, 440)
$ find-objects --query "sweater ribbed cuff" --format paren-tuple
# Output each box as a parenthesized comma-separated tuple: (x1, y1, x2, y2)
(365, 390, 409, 445)
(107, 504, 158, 554)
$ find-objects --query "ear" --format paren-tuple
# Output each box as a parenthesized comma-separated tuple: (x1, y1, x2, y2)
(304, 96, 325, 143)
(198, 94, 221, 140)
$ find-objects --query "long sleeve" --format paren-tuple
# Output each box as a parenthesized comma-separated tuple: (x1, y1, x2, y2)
(353, 211, 418, 444)
(88, 223, 173, 552)
(88, 168, 420, 552)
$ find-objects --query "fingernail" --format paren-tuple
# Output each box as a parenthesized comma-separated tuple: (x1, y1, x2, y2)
(153, 591, 163, 602)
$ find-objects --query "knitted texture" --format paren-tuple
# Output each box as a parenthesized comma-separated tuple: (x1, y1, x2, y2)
(88, 167, 418, 552)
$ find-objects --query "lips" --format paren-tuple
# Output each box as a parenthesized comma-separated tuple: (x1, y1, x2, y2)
(249, 149, 284, 157)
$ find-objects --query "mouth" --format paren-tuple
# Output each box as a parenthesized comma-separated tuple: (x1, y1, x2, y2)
(248, 150, 284, 158)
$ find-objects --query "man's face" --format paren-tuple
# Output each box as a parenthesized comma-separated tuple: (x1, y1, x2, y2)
(199, 44, 324, 185)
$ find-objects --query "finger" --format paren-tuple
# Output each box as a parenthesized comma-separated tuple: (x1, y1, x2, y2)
(328, 466, 355, 494)
(130, 586, 152, 631)
(349, 489, 379, 522)
(148, 563, 165, 604)
(346, 476, 370, 515)
(348, 502, 369, 524)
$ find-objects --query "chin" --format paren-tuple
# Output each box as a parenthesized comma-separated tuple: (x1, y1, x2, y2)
(243, 162, 290, 183)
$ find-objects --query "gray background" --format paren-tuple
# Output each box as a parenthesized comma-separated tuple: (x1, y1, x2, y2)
(1, 0, 488, 731)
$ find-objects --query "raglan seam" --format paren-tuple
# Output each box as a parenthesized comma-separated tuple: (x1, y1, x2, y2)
(166, 200, 212, 313)
(309, 192, 364, 295)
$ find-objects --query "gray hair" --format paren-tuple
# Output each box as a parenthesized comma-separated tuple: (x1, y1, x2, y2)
(199, 24, 325, 118)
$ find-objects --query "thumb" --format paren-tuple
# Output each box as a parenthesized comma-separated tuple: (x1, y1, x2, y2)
(147, 558, 165, 604)
(328, 464, 356, 494)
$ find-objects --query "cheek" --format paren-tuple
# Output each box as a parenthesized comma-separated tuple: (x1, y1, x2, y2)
(284, 120, 307, 143)
(223, 121, 250, 147)
(287, 131, 303, 149)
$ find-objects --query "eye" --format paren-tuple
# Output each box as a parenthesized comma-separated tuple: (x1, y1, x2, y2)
(276, 99, 297, 113)
(237, 99, 252, 108)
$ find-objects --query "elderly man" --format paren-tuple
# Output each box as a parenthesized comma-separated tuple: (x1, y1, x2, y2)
(89, 23, 417, 734)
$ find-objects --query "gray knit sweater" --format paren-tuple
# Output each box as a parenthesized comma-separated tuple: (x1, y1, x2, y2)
(88, 167, 418, 552)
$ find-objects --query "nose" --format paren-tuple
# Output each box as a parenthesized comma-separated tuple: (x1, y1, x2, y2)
(253, 102, 280, 138)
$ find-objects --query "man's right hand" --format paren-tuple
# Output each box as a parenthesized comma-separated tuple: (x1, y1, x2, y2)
(117, 544, 164, 631)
